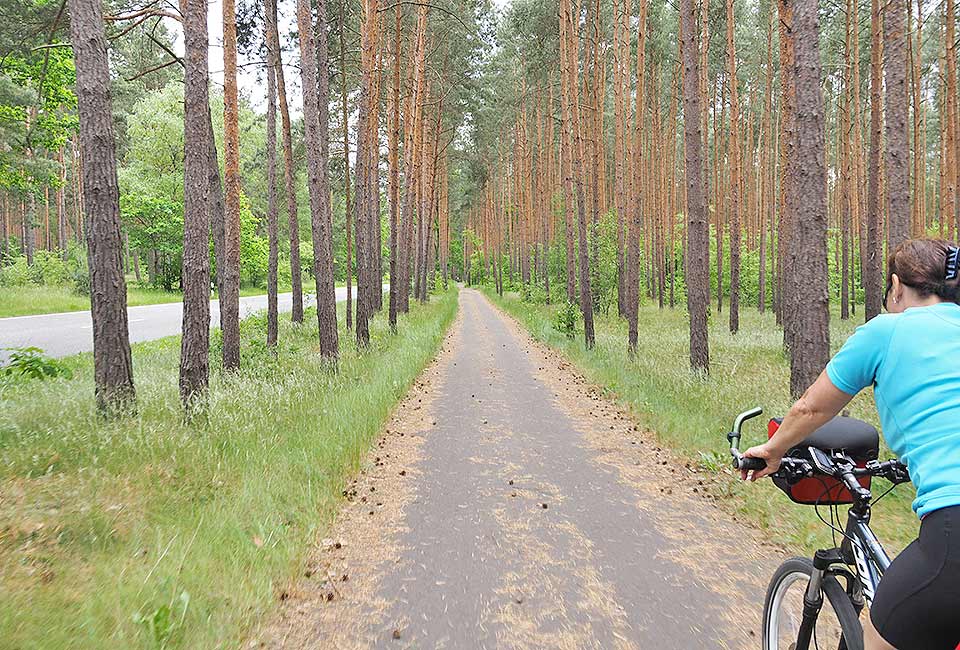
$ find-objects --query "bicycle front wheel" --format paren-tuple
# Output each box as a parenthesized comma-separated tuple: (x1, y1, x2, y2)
(762, 557, 864, 650)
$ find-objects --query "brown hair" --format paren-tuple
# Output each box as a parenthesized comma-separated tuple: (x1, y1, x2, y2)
(886, 238, 960, 304)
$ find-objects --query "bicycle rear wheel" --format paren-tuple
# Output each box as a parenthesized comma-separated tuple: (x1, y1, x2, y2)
(762, 557, 864, 650)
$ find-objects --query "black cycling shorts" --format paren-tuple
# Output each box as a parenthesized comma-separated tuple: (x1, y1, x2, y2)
(870, 505, 960, 649)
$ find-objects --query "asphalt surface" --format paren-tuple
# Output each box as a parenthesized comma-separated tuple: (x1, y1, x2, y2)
(375, 290, 746, 647)
(0, 285, 385, 358)
(271, 289, 777, 649)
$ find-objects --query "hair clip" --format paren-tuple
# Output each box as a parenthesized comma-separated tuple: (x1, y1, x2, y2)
(946, 246, 960, 282)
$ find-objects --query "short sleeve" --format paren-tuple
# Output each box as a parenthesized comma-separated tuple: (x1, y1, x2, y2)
(826, 315, 897, 396)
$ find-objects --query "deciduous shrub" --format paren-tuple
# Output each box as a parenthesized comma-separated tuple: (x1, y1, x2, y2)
(1, 347, 71, 380)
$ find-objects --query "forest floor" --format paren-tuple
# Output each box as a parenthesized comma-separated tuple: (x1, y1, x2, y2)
(258, 289, 790, 649)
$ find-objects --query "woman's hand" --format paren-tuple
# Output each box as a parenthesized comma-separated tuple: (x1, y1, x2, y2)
(740, 442, 783, 482)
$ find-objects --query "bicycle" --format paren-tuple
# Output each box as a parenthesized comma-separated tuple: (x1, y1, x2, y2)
(726, 407, 912, 650)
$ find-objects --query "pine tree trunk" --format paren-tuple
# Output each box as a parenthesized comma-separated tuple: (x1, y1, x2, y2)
(759, 0, 775, 313)
(883, 0, 910, 251)
(68, 0, 136, 412)
(205, 103, 225, 313)
(787, 0, 830, 397)
(864, 0, 884, 320)
(296, 0, 339, 358)
(57, 148, 67, 256)
(560, 7, 577, 305)
(561, 0, 595, 348)
(613, 0, 630, 319)
(679, 0, 709, 372)
(340, 14, 353, 332)
(221, 0, 241, 370)
(355, 0, 381, 345)
(387, 2, 401, 331)
(266, 0, 303, 324)
(178, 0, 211, 407)
(627, 0, 648, 354)
(778, 0, 798, 345)
(944, 0, 957, 241)
(24, 191, 34, 265)
(1, 194, 8, 262)
(726, 0, 741, 334)
(264, 0, 280, 349)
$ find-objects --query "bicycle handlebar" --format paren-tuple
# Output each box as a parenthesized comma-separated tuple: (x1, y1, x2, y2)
(737, 456, 767, 472)
(725, 408, 911, 489)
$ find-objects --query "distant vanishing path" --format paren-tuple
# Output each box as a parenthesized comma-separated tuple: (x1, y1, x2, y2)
(0, 285, 387, 358)
(261, 289, 784, 649)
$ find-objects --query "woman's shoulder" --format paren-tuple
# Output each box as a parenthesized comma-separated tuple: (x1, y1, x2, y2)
(854, 312, 900, 337)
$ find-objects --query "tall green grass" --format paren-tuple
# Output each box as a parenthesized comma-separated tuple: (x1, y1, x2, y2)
(0, 289, 457, 649)
(483, 288, 918, 555)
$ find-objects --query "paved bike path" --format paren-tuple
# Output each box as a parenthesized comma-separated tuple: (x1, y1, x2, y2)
(261, 289, 782, 649)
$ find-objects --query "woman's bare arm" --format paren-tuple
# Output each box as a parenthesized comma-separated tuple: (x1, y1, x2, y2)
(741, 370, 855, 480)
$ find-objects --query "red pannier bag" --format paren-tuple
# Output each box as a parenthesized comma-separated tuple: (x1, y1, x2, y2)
(768, 416, 879, 506)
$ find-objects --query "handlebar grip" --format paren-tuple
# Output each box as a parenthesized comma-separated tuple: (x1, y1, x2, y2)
(737, 456, 767, 472)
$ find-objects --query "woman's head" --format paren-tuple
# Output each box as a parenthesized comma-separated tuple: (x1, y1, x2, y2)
(884, 239, 960, 312)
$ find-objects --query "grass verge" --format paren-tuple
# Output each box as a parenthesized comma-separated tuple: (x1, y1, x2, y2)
(482, 287, 918, 555)
(0, 288, 458, 649)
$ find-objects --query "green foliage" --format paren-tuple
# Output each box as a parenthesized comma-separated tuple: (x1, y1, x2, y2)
(238, 194, 269, 287)
(554, 300, 580, 338)
(121, 194, 183, 291)
(521, 282, 546, 304)
(0, 47, 78, 194)
(1, 346, 71, 380)
(589, 211, 620, 315)
(0, 246, 87, 291)
(120, 83, 185, 201)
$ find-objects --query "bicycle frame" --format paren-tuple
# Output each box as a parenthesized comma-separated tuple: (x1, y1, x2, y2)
(727, 408, 901, 649)
(838, 507, 891, 607)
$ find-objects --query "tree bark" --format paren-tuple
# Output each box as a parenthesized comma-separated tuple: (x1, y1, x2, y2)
(387, 1, 401, 331)
(883, 0, 910, 251)
(57, 148, 67, 256)
(265, 0, 280, 349)
(266, 0, 304, 324)
(944, 0, 957, 242)
(221, 0, 241, 370)
(864, 0, 884, 320)
(68, 0, 136, 412)
(341, 11, 353, 332)
(613, 0, 630, 318)
(787, 0, 830, 397)
(355, 0, 381, 345)
(205, 103, 225, 315)
(679, 0, 709, 372)
(297, 0, 338, 358)
(726, 0, 741, 334)
(179, 0, 211, 407)
(559, 7, 577, 305)
(627, 0, 648, 354)
(561, 0, 595, 348)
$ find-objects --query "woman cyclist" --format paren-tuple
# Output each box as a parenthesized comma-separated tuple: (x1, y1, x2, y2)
(742, 239, 960, 650)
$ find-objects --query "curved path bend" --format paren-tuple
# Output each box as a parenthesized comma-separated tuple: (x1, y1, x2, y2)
(260, 288, 783, 649)
(0, 285, 386, 358)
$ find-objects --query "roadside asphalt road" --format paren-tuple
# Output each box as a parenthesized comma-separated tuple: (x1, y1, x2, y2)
(0, 285, 385, 358)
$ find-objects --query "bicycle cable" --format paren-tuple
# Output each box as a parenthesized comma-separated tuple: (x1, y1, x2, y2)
(870, 480, 898, 506)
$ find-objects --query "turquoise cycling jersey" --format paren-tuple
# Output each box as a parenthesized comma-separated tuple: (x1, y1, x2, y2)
(825, 302, 960, 517)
